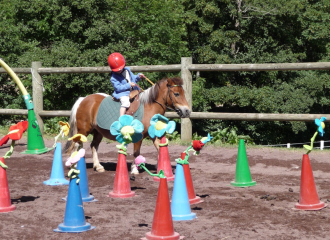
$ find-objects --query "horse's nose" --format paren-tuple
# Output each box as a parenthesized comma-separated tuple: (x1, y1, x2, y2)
(185, 109, 191, 117)
(181, 108, 191, 118)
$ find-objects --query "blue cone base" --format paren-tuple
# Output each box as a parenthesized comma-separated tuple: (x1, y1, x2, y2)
(82, 194, 97, 202)
(231, 181, 256, 187)
(62, 195, 98, 203)
(54, 223, 95, 233)
(172, 212, 196, 221)
(20, 147, 54, 155)
(43, 178, 69, 186)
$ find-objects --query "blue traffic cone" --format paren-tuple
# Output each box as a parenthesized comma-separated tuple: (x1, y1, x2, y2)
(63, 156, 97, 202)
(77, 156, 96, 202)
(43, 143, 69, 186)
(54, 177, 95, 233)
(171, 163, 196, 221)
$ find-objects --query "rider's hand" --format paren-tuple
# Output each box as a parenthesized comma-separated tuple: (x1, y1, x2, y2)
(130, 82, 136, 87)
(139, 74, 146, 79)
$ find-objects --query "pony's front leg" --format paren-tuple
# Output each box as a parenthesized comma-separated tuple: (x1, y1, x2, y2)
(91, 131, 105, 172)
(92, 146, 105, 172)
(131, 140, 143, 175)
(152, 137, 161, 169)
(152, 137, 160, 152)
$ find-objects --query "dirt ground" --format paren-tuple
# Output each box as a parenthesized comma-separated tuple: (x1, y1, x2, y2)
(1, 137, 330, 240)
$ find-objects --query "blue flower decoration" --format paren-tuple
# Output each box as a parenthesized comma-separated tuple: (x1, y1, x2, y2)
(315, 117, 326, 137)
(148, 114, 176, 138)
(110, 115, 144, 144)
(201, 133, 213, 144)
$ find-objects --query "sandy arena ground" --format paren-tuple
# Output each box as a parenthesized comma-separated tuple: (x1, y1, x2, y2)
(1, 137, 330, 240)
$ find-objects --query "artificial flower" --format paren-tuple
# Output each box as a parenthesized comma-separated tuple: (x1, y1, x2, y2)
(192, 140, 204, 152)
(134, 155, 146, 170)
(65, 149, 85, 167)
(0, 135, 9, 146)
(192, 133, 213, 152)
(59, 121, 70, 137)
(148, 114, 176, 138)
(68, 134, 87, 143)
(0, 121, 28, 146)
(315, 117, 326, 137)
(110, 115, 144, 144)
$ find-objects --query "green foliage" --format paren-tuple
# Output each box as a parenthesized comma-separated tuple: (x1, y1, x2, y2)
(208, 127, 254, 145)
(43, 117, 69, 135)
(166, 131, 181, 141)
(0, 0, 189, 114)
(2, 0, 330, 145)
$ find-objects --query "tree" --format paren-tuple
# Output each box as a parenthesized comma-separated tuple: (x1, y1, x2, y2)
(183, 0, 330, 144)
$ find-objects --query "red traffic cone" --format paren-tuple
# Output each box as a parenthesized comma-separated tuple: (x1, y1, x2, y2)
(142, 178, 182, 240)
(181, 152, 203, 205)
(109, 153, 135, 198)
(295, 154, 327, 210)
(0, 157, 16, 213)
(153, 136, 175, 182)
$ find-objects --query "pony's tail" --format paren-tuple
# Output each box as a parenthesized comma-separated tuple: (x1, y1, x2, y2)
(63, 97, 85, 155)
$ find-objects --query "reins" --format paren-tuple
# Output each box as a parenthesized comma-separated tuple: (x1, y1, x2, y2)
(154, 78, 182, 112)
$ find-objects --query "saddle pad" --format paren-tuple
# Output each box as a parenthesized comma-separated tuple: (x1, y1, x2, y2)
(96, 96, 144, 130)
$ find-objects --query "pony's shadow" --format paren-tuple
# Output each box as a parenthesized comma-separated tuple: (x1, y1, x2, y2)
(144, 163, 157, 171)
(12, 196, 40, 204)
(86, 162, 158, 172)
(86, 162, 118, 171)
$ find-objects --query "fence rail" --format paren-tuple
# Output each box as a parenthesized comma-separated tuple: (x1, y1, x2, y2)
(2, 57, 330, 141)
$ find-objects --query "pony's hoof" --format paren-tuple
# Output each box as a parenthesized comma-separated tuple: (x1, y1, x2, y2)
(95, 165, 105, 172)
(131, 167, 139, 175)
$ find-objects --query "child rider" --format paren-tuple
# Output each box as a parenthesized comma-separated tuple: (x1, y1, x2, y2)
(108, 52, 146, 116)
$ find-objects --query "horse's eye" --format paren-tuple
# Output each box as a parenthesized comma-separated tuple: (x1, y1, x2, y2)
(174, 93, 180, 97)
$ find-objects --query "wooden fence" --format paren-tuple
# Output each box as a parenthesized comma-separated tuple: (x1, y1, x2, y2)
(2, 57, 330, 141)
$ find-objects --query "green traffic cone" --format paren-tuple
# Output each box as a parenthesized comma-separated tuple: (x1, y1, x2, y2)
(21, 110, 53, 154)
(231, 139, 256, 187)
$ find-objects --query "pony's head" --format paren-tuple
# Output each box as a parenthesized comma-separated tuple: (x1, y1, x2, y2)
(165, 77, 191, 118)
(140, 77, 191, 118)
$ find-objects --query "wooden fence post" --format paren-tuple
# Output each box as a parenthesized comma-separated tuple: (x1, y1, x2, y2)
(31, 62, 44, 134)
(181, 57, 192, 142)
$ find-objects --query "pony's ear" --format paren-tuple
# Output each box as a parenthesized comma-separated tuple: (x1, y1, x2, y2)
(167, 77, 175, 86)
(167, 77, 183, 86)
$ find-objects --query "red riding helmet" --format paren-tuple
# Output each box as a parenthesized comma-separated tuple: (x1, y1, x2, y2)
(108, 52, 125, 72)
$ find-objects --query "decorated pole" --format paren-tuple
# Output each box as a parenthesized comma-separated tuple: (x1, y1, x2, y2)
(148, 114, 177, 181)
(295, 117, 327, 210)
(109, 115, 144, 198)
(0, 58, 52, 154)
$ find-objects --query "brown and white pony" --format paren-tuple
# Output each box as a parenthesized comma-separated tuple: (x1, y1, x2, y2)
(64, 77, 191, 173)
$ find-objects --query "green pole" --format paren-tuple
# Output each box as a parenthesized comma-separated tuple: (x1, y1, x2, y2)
(0, 58, 53, 154)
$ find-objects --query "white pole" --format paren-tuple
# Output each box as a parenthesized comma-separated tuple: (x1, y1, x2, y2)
(320, 140, 324, 150)
(287, 143, 290, 148)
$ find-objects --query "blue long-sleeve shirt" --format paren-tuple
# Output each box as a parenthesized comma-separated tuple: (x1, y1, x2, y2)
(110, 67, 142, 99)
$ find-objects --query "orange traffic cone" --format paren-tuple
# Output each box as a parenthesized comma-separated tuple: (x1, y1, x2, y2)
(181, 152, 203, 205)
(295, 154, 327, 210)
(153, 136, 175, 182)
(0, 157, 15, 213)
(142, 178, 182, 240)
(109, 153, 135, 198)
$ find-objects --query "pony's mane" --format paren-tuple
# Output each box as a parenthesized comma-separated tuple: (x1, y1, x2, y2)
(139, 77, 183, 105)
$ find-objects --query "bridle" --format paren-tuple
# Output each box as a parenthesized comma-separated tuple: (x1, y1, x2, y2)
(154, 79, 182, 113)
(154, 78, 182, 112)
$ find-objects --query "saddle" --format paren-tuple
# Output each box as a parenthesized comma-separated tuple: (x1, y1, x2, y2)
(96, 90, 144, 130)
(112, 90, 141, 110)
